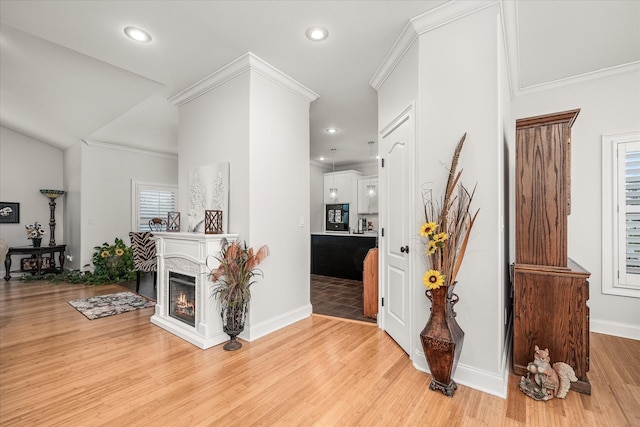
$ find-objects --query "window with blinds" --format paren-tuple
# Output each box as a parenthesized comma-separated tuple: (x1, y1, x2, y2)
(619, 142, 640, 288)
(603, 132, 640, 298)
(624, 148, 640, 277)
(132, 182, 178, 232)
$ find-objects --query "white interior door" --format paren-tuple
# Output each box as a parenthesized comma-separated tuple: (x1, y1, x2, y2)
(380, 107, 413, 355)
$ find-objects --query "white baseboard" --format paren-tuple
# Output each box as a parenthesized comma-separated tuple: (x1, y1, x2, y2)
(412, 343, 510, 399)
(247, 303, 313, 342)
(591, 318, 640, 340)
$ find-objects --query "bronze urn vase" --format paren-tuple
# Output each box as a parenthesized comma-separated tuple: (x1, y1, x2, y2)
(420, 282, 464, 397)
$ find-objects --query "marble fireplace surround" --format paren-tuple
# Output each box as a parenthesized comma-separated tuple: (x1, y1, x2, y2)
(150, 232, 239, 349)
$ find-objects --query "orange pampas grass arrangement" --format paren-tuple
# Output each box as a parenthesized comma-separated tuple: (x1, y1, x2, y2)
(210, 238, 270, 305)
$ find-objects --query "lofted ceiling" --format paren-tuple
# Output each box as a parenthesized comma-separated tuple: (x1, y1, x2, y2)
(0, 1, 638, 167)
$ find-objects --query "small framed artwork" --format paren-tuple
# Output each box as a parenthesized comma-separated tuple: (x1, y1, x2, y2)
(21, 257, 51, 272)
(0, 202, 20, 224)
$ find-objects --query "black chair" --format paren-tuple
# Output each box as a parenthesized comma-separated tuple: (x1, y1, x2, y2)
(129, 232, 157, 293)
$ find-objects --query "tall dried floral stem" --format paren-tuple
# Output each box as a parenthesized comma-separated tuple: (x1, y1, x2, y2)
(421, 133, 478, 288)
(440, 133, 466, 232)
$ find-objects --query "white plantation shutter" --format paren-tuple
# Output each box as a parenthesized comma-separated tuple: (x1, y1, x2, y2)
(132, 182, 177, 232)
(617, 141, 640, 288)
(603, 132, 640, 298)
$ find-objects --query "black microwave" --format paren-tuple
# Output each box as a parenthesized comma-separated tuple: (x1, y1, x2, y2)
(326, 203, 349, 232)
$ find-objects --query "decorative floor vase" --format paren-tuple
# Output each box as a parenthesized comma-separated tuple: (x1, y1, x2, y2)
(420, 282, 465, 397)
(221, 301, 247, 351)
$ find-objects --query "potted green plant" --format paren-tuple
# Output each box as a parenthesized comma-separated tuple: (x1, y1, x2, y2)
(85, 238, 136, 285)
(209, 238, 269, 351)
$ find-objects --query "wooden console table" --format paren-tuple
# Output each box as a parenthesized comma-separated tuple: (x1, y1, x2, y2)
(4, 244, 66, 280)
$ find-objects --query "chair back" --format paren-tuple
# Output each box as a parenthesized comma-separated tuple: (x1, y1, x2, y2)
(149, 217, 167, 232)
(129, 232, 157, 272)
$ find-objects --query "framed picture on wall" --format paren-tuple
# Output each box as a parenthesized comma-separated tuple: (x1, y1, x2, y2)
(0, 202, 20, 223)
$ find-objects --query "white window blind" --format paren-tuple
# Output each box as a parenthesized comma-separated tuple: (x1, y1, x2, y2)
(602, 132, 640, 298)
(618, 141, 640, 287)
(132, 182, 177, 232)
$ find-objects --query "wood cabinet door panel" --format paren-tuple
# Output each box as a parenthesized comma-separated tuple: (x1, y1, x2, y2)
(515, 125, 568, 266)
(513, 267, 590, 393)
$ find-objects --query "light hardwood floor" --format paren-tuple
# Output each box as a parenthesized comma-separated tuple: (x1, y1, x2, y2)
(1, 280, 638, 426)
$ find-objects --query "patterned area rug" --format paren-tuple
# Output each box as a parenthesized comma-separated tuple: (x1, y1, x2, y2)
(68, 292, 155, 320)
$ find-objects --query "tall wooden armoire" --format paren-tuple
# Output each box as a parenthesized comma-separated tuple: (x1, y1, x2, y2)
(513, 109, 592, 395)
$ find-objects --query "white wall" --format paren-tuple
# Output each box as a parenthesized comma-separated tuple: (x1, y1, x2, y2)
(63, 142, 81, 269)
(177, 74, 251, 235)
(376, 4, 509, 398)
(0, 127, 178, 274)
(310, 162, 326, 233)
(513, 71, 640, 339)
(415, 4, 507, 393)
(500, 15, 515, 345)
(249, 70, 312, 330)
(0, 127, 64, 262)
(175, 54, 315, 343)
(77, 142, 178, 270)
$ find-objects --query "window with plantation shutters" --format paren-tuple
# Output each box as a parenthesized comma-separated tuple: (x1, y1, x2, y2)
(132, 181, 178, 232)
(619, 142, 640, 285)
(603, 132, 640, 298)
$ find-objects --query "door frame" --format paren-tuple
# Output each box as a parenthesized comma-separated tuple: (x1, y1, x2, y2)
(378, 102, 416, 356)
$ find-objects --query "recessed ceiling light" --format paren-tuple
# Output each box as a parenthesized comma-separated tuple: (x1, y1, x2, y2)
(306, 26, 329, 42)
(124, 26, 152, 43)
(326, 128, 338, 134)
(319, 156, 325, 161)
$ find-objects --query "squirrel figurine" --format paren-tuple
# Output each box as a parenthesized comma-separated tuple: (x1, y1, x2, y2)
(519, 345, 578, 401)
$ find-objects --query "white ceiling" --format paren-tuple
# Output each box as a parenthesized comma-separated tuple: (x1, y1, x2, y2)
(1, 1, 638, 166)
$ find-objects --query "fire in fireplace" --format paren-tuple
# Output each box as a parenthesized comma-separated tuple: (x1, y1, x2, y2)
(169, 272, 196, 327)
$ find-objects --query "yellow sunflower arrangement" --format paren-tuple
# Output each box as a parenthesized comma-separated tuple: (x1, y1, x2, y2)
(90, 238, 135, 284)
(420, 133, 479, 290)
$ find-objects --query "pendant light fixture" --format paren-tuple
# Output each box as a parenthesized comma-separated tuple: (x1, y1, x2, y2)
(329, 148, 338, 200)
(367, 141, 376, 198)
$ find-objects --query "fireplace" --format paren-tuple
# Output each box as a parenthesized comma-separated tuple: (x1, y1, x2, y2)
(169, 272, 196, 327)
(150, 232, 239, 349)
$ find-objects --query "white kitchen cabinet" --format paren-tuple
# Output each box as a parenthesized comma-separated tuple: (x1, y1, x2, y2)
(323, 170, 361, 205)
(357, 176, 378, 214)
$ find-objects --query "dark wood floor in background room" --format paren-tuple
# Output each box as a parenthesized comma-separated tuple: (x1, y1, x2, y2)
(310, 274, 376, 323)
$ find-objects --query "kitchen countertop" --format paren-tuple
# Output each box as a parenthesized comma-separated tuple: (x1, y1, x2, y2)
(311, 231, 377, 238)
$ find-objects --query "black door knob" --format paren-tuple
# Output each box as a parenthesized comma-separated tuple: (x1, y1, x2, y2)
(400, 245, 409, 253)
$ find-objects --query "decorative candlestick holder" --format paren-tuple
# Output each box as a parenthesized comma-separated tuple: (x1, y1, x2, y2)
(39, 189, 65, 246)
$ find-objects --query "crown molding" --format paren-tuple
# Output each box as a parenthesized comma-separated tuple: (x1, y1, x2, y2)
(501, 0, 640, 99)
(310, 159, 330, 168)
(169, 52, 319, 106)
(514, 61, 640, 99)
(369, 0, 497, 90)
(82, 139, 178, 159)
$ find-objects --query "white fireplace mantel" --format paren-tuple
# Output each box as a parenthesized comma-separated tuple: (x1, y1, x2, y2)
(150, 232, 239, 349)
